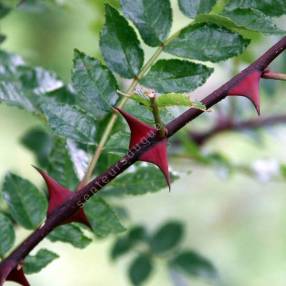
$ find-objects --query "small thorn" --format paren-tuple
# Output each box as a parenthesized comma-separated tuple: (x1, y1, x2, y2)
(116, 108, 170, 188)
(7, 265, 29, 286)
(228, 70, 261, 115)
(34, 167, 91, 228)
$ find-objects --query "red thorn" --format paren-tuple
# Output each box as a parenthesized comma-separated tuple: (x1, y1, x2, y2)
(33, 167, 91, 228)
(228, 70, 261, 115)
(7, 265, 29, 286)
(115, 108, 170, 189)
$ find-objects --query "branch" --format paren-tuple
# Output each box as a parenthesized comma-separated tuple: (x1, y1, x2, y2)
(1, 36, 286, 284)
(189, 114, 286, 145)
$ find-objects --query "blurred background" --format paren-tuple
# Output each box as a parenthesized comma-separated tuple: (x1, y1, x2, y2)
(1, 1, 286, 286)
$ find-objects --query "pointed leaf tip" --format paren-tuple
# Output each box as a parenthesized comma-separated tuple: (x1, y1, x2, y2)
(115, 108, 170, 188)
(228, 70, 261, 115)
(34, 167, 90, 228)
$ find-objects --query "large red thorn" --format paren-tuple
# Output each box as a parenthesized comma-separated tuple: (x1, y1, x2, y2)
(228, 70, 261, 115)
(114, 108, 170, 189)
(6, 265, 29, 286)
(33, 166, 90, 228)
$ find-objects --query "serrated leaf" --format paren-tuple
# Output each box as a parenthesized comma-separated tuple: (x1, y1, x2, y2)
(178, 0, 217, 18)
(150, 221, 184, 254)
(104, 165, 178, 196)
(46, 138, 79, 190)
(224, 0, 286, 17)
(84, 196, 125, 238)
(140, 59, 213, 93)
(24, 249, 59, 274)
(121, 0, 172, 46)
(128, 254, 153, 286)
(2, 173, 47, 230)
(17, 65, 63, 94)
(100, 4, 144, 78)
(0, 50, 63, 113)
(222, 8, 285, 34)
(48, 224, 92, 249)
(165, 23, 250, 62)
(40, 98, 97, 144)
(0, 212, 15, 257)
(72, 50, 118, 120)
(170, 250, 218, 280)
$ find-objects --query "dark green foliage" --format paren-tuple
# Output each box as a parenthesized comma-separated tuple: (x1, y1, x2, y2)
(222, 8, 285, 34)
(2, 173, 47, 230)
(140, 59, 213, 93)
(72, 50, 119, 120)
(170, 250, 218, 280)
(48, 224, 92, 249)
(84, 196, 126, 238)
(100, 4, 144, 78)
(165, 23, 250, 62)
(104, 165, 178, 196)
(21, 128, 53, 167)
(121, 0, 172, 46)
(128, 254, 153, 285)
(150, 221, 184, 254)
(0, 212, 15, 257)
(24, 249, 59, 274)
(111, 226, 147, 260)
(224, 0, 286, 17)
(178, 0, 217, 18)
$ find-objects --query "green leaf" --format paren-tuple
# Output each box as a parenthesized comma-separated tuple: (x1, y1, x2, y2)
(24, 249, 59, 274)
(150, 221, 184, 254)
(105, 165, 178, 196)
(0, 50, 63, 113)
(128, 254, 153, 286)
(111, 237, 133, 260)
(84, 196, 125, 238)
(121, 0, 172, 46)
(178, 0, 217, 18)
(165, 23, 250, 62)
(0, 212, 15, 257)
(170, 250, 218, 280)
(17, 65, 63, 95)
(48, 224, 92, 249)
(124, 100, 177, 125)
(20, 127, 53, 168)
(224, 0, 286, 17)
(222, 8, 285, 34)
(72, 50, 118, 120)
(111, 226, 147, 260)
(140, 59, 213, 93)
(2, 173, 47, 230)
(100, 4, 144, 78)
(40, 98, 97, 144)
(46, 138, 79, 190)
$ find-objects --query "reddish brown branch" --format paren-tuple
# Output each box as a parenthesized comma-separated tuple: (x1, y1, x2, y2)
(0, 36, 286, 285)
(189, 114, 286, 145)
